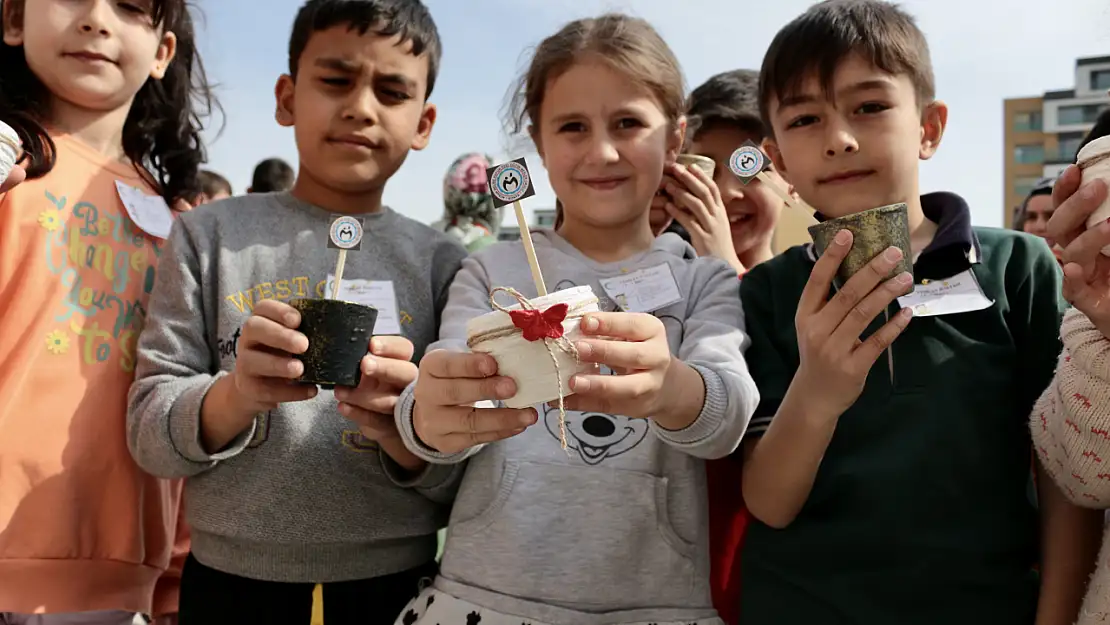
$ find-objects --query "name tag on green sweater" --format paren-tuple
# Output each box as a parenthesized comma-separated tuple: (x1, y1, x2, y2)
(897, 269, 993, 317)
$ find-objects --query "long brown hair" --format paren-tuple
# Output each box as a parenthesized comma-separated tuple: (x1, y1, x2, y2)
(0, 0, 219, 205)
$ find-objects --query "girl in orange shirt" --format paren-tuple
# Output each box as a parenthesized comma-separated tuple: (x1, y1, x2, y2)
(0, 1, 216, 623)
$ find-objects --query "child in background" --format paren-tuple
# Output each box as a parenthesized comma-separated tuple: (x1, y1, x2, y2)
(0, 0, 216, 623)
(195, 170, 232, 204)
(660, 68, 793, 624)
(392, 13, 757, 625)
(655, 69, 792, 277)
(126, 1, 466, 624)
(246, 157, 295, 193)
(738, 1, 1101, 623)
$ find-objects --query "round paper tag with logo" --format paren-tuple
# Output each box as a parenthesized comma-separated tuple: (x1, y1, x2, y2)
(489, 161, 531, 204)
(330, 215, 363, 250)
(729, 145, 765, 180)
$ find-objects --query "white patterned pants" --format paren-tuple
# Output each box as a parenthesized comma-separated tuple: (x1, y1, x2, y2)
(395, 587, 724, 625)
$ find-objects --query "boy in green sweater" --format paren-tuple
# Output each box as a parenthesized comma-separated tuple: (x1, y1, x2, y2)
(737, 1, 1103, 623)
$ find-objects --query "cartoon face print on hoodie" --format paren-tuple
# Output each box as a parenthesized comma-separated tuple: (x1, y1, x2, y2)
(543, 366, 650, 465)
(544, 279, 687, 464)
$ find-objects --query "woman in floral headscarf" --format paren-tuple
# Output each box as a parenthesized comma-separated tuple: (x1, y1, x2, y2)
(432, 152, 503, 252)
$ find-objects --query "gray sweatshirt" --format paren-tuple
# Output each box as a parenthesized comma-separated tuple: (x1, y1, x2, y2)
(395, 229, 758, 624)
(127, 192, 467, 583)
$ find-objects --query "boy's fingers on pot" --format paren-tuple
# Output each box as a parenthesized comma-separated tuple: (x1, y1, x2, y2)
(369, 335, 415, 361)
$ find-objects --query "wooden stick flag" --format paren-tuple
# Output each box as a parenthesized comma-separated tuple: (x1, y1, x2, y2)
(486, 157, 547, 296)
(327, 215, 364, 300)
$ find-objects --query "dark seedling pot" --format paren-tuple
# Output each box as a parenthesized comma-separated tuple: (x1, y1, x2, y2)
(290, 298, 378, 389)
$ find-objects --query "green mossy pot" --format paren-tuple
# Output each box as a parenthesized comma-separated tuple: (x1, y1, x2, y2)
(290, 298, 378, 389)
(807, 202, 914, 292)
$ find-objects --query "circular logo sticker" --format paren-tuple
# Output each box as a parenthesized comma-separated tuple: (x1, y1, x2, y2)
(330, 216, 363, 249)
(729, 145, 765, 179)
(489, 161, 531, 203)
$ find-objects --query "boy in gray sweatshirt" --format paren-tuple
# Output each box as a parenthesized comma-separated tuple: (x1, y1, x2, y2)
(126, 1, 466, 624)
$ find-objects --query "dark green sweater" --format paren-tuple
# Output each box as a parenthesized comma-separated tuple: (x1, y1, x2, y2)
(738, 218, 1065, 624)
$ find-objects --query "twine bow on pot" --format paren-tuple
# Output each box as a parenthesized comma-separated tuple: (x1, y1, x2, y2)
(466, 286, 590, 449)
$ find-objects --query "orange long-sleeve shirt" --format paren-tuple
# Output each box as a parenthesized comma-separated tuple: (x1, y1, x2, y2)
(0, 134, 184, 614)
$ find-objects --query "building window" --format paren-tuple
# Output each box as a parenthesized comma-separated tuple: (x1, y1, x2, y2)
(1014, 176, 1041, 199)
(1058, 104, 1105, 126)
(1092, 69, 1110, 92)
(1013, 110, 1043, 132)
(1056, 132, 1086, 162)
(1013, 144, 1044, 164)
(533, 209, 556, 227)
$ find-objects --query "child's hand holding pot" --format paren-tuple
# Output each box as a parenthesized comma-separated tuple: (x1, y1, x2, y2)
(659, 162, 744, 274)
(335, 336, 424, 470)
(562, 312, 704, 430)
(1047, 165, 1110, 338)
(790, 230, 913, 419)
(227, 299, 318, 411)
(201, 299, 317, 452)
(412, 351, 538, 454)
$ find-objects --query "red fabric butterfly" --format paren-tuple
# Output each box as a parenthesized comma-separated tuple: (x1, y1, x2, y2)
(509, 303, 569, 341)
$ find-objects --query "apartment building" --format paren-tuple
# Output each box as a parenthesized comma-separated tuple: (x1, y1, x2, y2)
(1003, 55, 1110, 227)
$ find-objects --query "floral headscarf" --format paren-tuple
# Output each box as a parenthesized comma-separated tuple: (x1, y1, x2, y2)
(433, 152, 502, 252)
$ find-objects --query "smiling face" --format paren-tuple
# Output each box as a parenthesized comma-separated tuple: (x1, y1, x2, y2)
(275, 25, 436, 195)
(762, 53, 945, 219)
(688, 123, 785, 256)
(4, 0, 176, 113)
(534, 58, 682, 231)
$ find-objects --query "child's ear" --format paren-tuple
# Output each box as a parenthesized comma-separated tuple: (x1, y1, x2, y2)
(667, 116, 687, 163)
(920, 100, 948, 160)
(149, 31, 177, 80)
(2, 1, 24, 46)
(274, 75, 295, 127)
(410, 103, 436, 151)
(762, 138, 791, 183)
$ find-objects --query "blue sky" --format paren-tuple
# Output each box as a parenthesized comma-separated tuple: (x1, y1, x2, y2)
(195, 0, 1109, 229)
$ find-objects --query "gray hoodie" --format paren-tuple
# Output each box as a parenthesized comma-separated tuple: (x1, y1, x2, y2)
(127, 192, 467, 583)
(395, 229, 758, 624)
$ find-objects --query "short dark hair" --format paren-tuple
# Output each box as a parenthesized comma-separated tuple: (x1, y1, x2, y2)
(287, 0, 442, 98)
(198, 170, 232, 198)
(686, 69, 764, 143)
(1077, 107, 1110, 160)
(758, 0, 934, 134)
(250, 158, 295, 193)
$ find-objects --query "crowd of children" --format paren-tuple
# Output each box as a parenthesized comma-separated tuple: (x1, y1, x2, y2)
(1, 0, 1109, 624)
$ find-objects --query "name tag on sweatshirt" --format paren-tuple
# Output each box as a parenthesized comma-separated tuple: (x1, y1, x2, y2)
(325, 276, 402, 335)
(896, 269, 993, 317)
(599, 263, 682, 313)
(115, 180, 173, 239)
